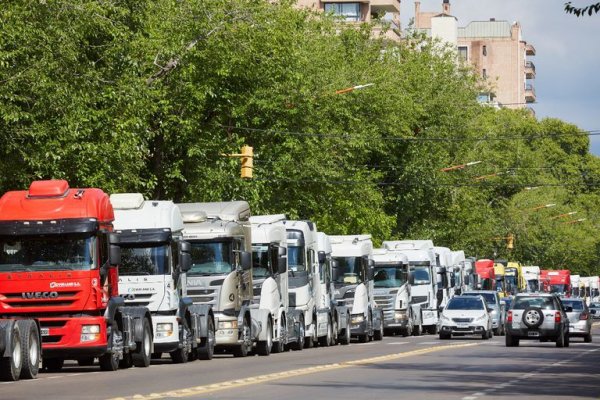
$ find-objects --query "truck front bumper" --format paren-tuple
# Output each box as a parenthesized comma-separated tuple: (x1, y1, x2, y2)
(152, 315, 181, 353)
(40, 316, 109, 358)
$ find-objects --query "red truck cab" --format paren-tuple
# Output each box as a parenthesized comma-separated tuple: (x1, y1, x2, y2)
(475, 259, 496, 291)
(0, 180, 151, 372)
(541, 269, 571, 296)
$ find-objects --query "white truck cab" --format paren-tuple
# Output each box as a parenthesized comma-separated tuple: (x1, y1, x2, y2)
(330, 235, 383, 342)
(522, 266, 541, 293)
(111, 194, 215, 363)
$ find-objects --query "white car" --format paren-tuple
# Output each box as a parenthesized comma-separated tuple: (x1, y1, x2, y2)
(439, 295, 493, 340)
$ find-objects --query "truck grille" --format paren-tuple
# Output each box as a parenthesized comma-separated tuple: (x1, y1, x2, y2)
(374, 294, 394, 311)
(124, 293, 153, 307)
(187, 288, 217, 305)
(0, 291, 80, 310)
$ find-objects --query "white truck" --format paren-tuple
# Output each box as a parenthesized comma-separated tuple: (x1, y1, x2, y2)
(316, 232, 351, 345)
(434, 246, 455, 309)
(283, 220, 319, 348)
(383, 240, 439, 335)
(330, 235, 383, 342)
(178, 201, 270, 357)
(372, 248, 417, 336)
(522, 266, 541, 293)
(111, 194, 215, 364)
(571, 275, 581, 297)
(249, 214, 305, 353)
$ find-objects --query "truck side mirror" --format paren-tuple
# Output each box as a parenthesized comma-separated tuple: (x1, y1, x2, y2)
(278, 247, 287, 257)
(179, 252, 192, 272)
(408, 272, 415, 285)
(278, 257, 287, 274)
(240, 251, 252, 271)
(368, 265, 374, 280)
(108, 233, 120, 266)
(178, 241, 191, 254)
(331, 259, 340, 280)
(318, 251, 326, 264)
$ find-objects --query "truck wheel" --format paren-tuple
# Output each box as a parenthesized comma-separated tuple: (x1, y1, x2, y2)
(43, 358, 64, 372)
(170, 325, 190, 363)
(374, 313, 383, 341)
(413, 324, 422, 336)
(291, 317, 305, 351)
(233, 317, 251, 357)
(99, 328, 120, 371)
(272, 320, 286, 353)
(319, 318, 332, 347)
(77, 358, 95, 367)
(133, 318, 152, 368)
(256, 319, 272, 356)
(339, 318, 351, 346)
(331, 318, 338, 346)
(305, 320, 316, 349)
(197, 317, 215, 360)
(17, 320, 40, 380)
(119, 353, 133, 369)
(358, 333, 368, 343)
(0, 324, 22, 381)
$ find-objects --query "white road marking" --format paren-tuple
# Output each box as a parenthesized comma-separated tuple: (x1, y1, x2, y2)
(386, 342, 409, 345)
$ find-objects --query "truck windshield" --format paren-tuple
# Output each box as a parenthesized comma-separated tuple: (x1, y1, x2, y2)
(526, 279, 539, 292)
(288, 245, 306, 272)
(188, 241, 233, 275)
(119, 244, 169, 275)
(0, 235, 94, 272)
(333, 256, 363, 285)
(410, 266, 430, 285)
(505, 275, 517, 294)
(252, 244, 271, 279)
(549, 284, 568, 294)
(373, 264, 407, 288)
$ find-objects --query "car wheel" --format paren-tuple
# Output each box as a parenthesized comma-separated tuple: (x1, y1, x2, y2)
(439, 332, 450, 340)
(522, 307, 544, 329)
(555, 329, 565, 348)
(482, 330, 489, 340)
(505, 332, 519, 347)
(584, 332, 593, 343)
(564, 331, 570, 348)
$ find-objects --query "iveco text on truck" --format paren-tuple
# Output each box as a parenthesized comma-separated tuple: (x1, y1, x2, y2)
(111, 194, 215, 363)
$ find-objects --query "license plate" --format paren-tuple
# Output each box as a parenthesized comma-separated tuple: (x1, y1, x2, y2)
(528, 331, 540, 337)
(457, 323, 469, 328)
(40, 328, 50, 336)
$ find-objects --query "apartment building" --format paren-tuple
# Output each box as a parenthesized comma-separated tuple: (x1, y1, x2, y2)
(296, 0, 402, 41)
(414, 1, 536, 110)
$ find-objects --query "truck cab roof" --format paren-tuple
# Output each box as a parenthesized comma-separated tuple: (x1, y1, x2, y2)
(329, 235, 373, 257)
(111, 193, 183, 233)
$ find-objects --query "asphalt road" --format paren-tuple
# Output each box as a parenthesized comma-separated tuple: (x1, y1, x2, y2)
(3, 323, 600, 400)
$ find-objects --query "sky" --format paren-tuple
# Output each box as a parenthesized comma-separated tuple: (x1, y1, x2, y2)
(400, 0, 600, 155)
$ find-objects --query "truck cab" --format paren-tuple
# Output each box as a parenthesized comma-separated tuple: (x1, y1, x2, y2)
(110, 194, 215, 363)
(178, 202, 257, 357)
(383, 240, 439, 335)
(542, 270, 571, 296)
(331, 235, 383, 342)
(249, 214, 304, 353)
(475, 259, 496, 290)
(522, 266, 540, 293)
(434, 247, 454, 309)
(505, 261, 525, 295)
(372, 248, 414, 336)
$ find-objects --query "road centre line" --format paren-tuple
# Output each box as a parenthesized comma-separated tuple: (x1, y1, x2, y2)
(108, 343, 479, 400)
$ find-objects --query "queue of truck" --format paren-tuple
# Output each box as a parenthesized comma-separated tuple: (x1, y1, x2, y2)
(1, 179, 597, 382)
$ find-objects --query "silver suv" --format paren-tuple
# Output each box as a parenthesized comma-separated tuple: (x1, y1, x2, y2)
(505, 293, 570, 347)
(462, 291, 505, 335)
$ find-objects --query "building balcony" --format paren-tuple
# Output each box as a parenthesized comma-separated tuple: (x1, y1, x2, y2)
(370, 0, 400, 13)
(525, 43, 536, 56)
(525, 84, 536, 103)
(525, 61, 536, 79)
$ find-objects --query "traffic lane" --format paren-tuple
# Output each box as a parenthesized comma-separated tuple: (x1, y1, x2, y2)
(206, 331, 600, 400)
(0, 334, 456, 400)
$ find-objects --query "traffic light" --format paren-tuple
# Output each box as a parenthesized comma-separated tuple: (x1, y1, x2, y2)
(240, 145, 253, 179)
(506, 233, 515, 250)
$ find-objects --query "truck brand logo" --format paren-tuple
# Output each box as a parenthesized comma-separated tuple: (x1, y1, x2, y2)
(50, 281, 81, 289)
(22, 291, 59, 299)
(120, 293, 136, 300)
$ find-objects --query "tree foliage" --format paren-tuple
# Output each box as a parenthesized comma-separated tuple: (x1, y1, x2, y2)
(1, 0, 599, 274)
(565, 1, 600, 16)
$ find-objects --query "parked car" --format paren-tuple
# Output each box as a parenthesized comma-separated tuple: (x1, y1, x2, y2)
(438, 295, 493, 340)
(561, 298, 593, 342)
(462, 290, 506, 335)
(589, 302, 600, 319)
(505, 293, 570, 348)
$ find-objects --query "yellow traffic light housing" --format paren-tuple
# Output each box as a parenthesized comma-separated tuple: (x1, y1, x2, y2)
(506, 233, 515, 250)
(240, 145, 253, 179)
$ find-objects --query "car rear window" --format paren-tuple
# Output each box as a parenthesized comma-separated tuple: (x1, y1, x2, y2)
(513, 296, 555, 310)
(561, 300, 584, 310)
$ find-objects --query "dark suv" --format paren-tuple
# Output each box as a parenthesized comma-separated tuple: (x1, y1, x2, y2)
(505, 293, 570, 347)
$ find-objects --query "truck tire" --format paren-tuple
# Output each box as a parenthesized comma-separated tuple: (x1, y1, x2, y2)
(374, 313, 383, 341)
(133, 318, 152, 368)
(43, 358, 64, 372)
(256, 319, 272, 356)
(305, 319, 316, 348)
(197, 317, 215, 360)
(171, 325, 191, 363)
(413, 324, 422, 336)
(290, 317, 305, 351)
(0, 324, 22, 381)
(339, 321, 351, 346)
(331, 318, 338, 346)
(233, 316, 251, 357)
(318, 318, 332, 347)
(99, 328, 120, 371)
(17, 320, 40, 380)
(272, 320, 286, 353)
(119, 353, 133, 369)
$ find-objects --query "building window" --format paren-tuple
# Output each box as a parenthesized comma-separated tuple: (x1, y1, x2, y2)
(458, 46, 468, 62)
(482, 45, 487, 56)
(324, 3, 361, 21)
(482, 69, 487, 79)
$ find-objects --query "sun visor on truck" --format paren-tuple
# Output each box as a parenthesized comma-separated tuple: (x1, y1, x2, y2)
(113, 228, 172, 244)
(0, 218, 98, 236)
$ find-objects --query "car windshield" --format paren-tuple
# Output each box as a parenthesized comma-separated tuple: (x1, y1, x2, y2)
(373, 263, 407, 288)
(464, 292, 496, 305)
(119, 244, 169, 275)
(590, 303, 600, 308)
(252, 244, 271, 279)
(446, 297, 484, 311)
(288, 245, 306, 272)
(188, 241, 233, 275)
(333, 256, 364, 285)
(0, 235, 94, 272)
(513, 296, 555, 310)
(549, 284, 568, 294)
(561, 300, 584, 311)
(410, 265, 430, 285)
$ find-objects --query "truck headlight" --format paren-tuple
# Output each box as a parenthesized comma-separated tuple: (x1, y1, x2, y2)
(394, 310, 407, 321)
(81, 324, 101, 342)
(156, 323, 174, 338)
(351, 314, 365, 324)
(218, 321, 238, 330)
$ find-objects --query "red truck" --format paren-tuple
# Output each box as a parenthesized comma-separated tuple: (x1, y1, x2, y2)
(541, 269, 571, 296)
(0, 180, 152, 380)
(475, 259, 496, 291)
